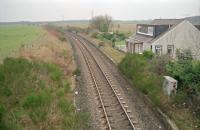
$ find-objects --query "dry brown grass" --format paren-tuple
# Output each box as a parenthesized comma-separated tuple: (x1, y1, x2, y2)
(112, 22, 136, 34)
(67, 23, 89, 29)
(16, 30, 75, 78)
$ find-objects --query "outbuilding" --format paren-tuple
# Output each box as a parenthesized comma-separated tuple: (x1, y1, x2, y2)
(162, 76, 178, 96)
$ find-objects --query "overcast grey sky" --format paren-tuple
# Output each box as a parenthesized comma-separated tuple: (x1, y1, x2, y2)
(0, 0, 200, 22)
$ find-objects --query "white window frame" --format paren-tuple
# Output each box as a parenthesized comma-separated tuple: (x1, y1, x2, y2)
(137, 26, 154, 36)
(138, 44, 143, 54)
(167, 45, 174, 56)
(155, 45, 162, 55)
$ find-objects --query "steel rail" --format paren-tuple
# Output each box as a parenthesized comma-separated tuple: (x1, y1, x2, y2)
(70, 35, 112, 130)
(70, 32, 136, 130)
(76, 36, 136, 130)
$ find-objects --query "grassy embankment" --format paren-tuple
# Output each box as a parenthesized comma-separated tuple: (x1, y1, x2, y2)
(0, 25, 89, 130)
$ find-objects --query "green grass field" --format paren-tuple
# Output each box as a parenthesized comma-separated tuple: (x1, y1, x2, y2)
(0, 25, 44, 60)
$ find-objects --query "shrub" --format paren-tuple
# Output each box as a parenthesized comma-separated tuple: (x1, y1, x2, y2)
(0, 103, 5, 122)
(102, 33, 113, 40)
(176, 49, 193, 61)
(0, 103, 9, 130)
(0, 71, 5, 82)
(119, 53, 146, 79)
(111, 37, 116, 47)
(2, 86, 12, 97)
(73, 68, 81, 76)
(151, 55, 171, 74)
(166, 50, 200, 119)
(51, 70, 62, 81)
(57, 89, 65, 97)
(115, 33, 126, 41)
(143, 50, 154, 59)
(119, 53, 165, 107)
(45, 63, 63, 81)
(22, 91, 51, 109)
(96, 33, 103, 40)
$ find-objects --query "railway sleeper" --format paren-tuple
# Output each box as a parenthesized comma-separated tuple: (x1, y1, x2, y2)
(103, 102, 119, 108)
(100, 92, 115, 96)
(119, 97, 124, 100)
(106, 106, 122, 112)
(121, 101, 126, 104)
(124, 105, 129, 108)
(116, 93, 121, 96)
(126, 109, 132, 113)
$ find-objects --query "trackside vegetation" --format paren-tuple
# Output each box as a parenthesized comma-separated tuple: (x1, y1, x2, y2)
(0, 58, 89, 130)
(119, 51, 200, 130)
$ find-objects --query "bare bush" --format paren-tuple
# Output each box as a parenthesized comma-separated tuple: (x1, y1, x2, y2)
(90, 15, 113, 32)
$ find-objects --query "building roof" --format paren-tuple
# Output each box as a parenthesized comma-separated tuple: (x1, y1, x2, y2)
(126, 19, 187, 44)
(127, 34, 153, 43)
(149, 19, 184, 25)
(149, 20, 187, 43)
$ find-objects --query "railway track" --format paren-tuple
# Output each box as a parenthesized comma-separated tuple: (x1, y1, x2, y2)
(68, 32, 138, 130)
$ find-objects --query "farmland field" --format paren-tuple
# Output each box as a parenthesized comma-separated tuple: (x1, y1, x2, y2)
(64, 21, 136, 34)
(112, 22, 136, 34)
(0, 25, 44, 60)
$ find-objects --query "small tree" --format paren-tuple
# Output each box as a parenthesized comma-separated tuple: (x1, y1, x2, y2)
(90, 15, 113, 32)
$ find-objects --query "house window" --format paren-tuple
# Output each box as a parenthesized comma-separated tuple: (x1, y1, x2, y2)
(137, 25, 154, 36)
(138, 44, 143, 54)
(155, 45, 162, 55)
(167, 45, 174, 56)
